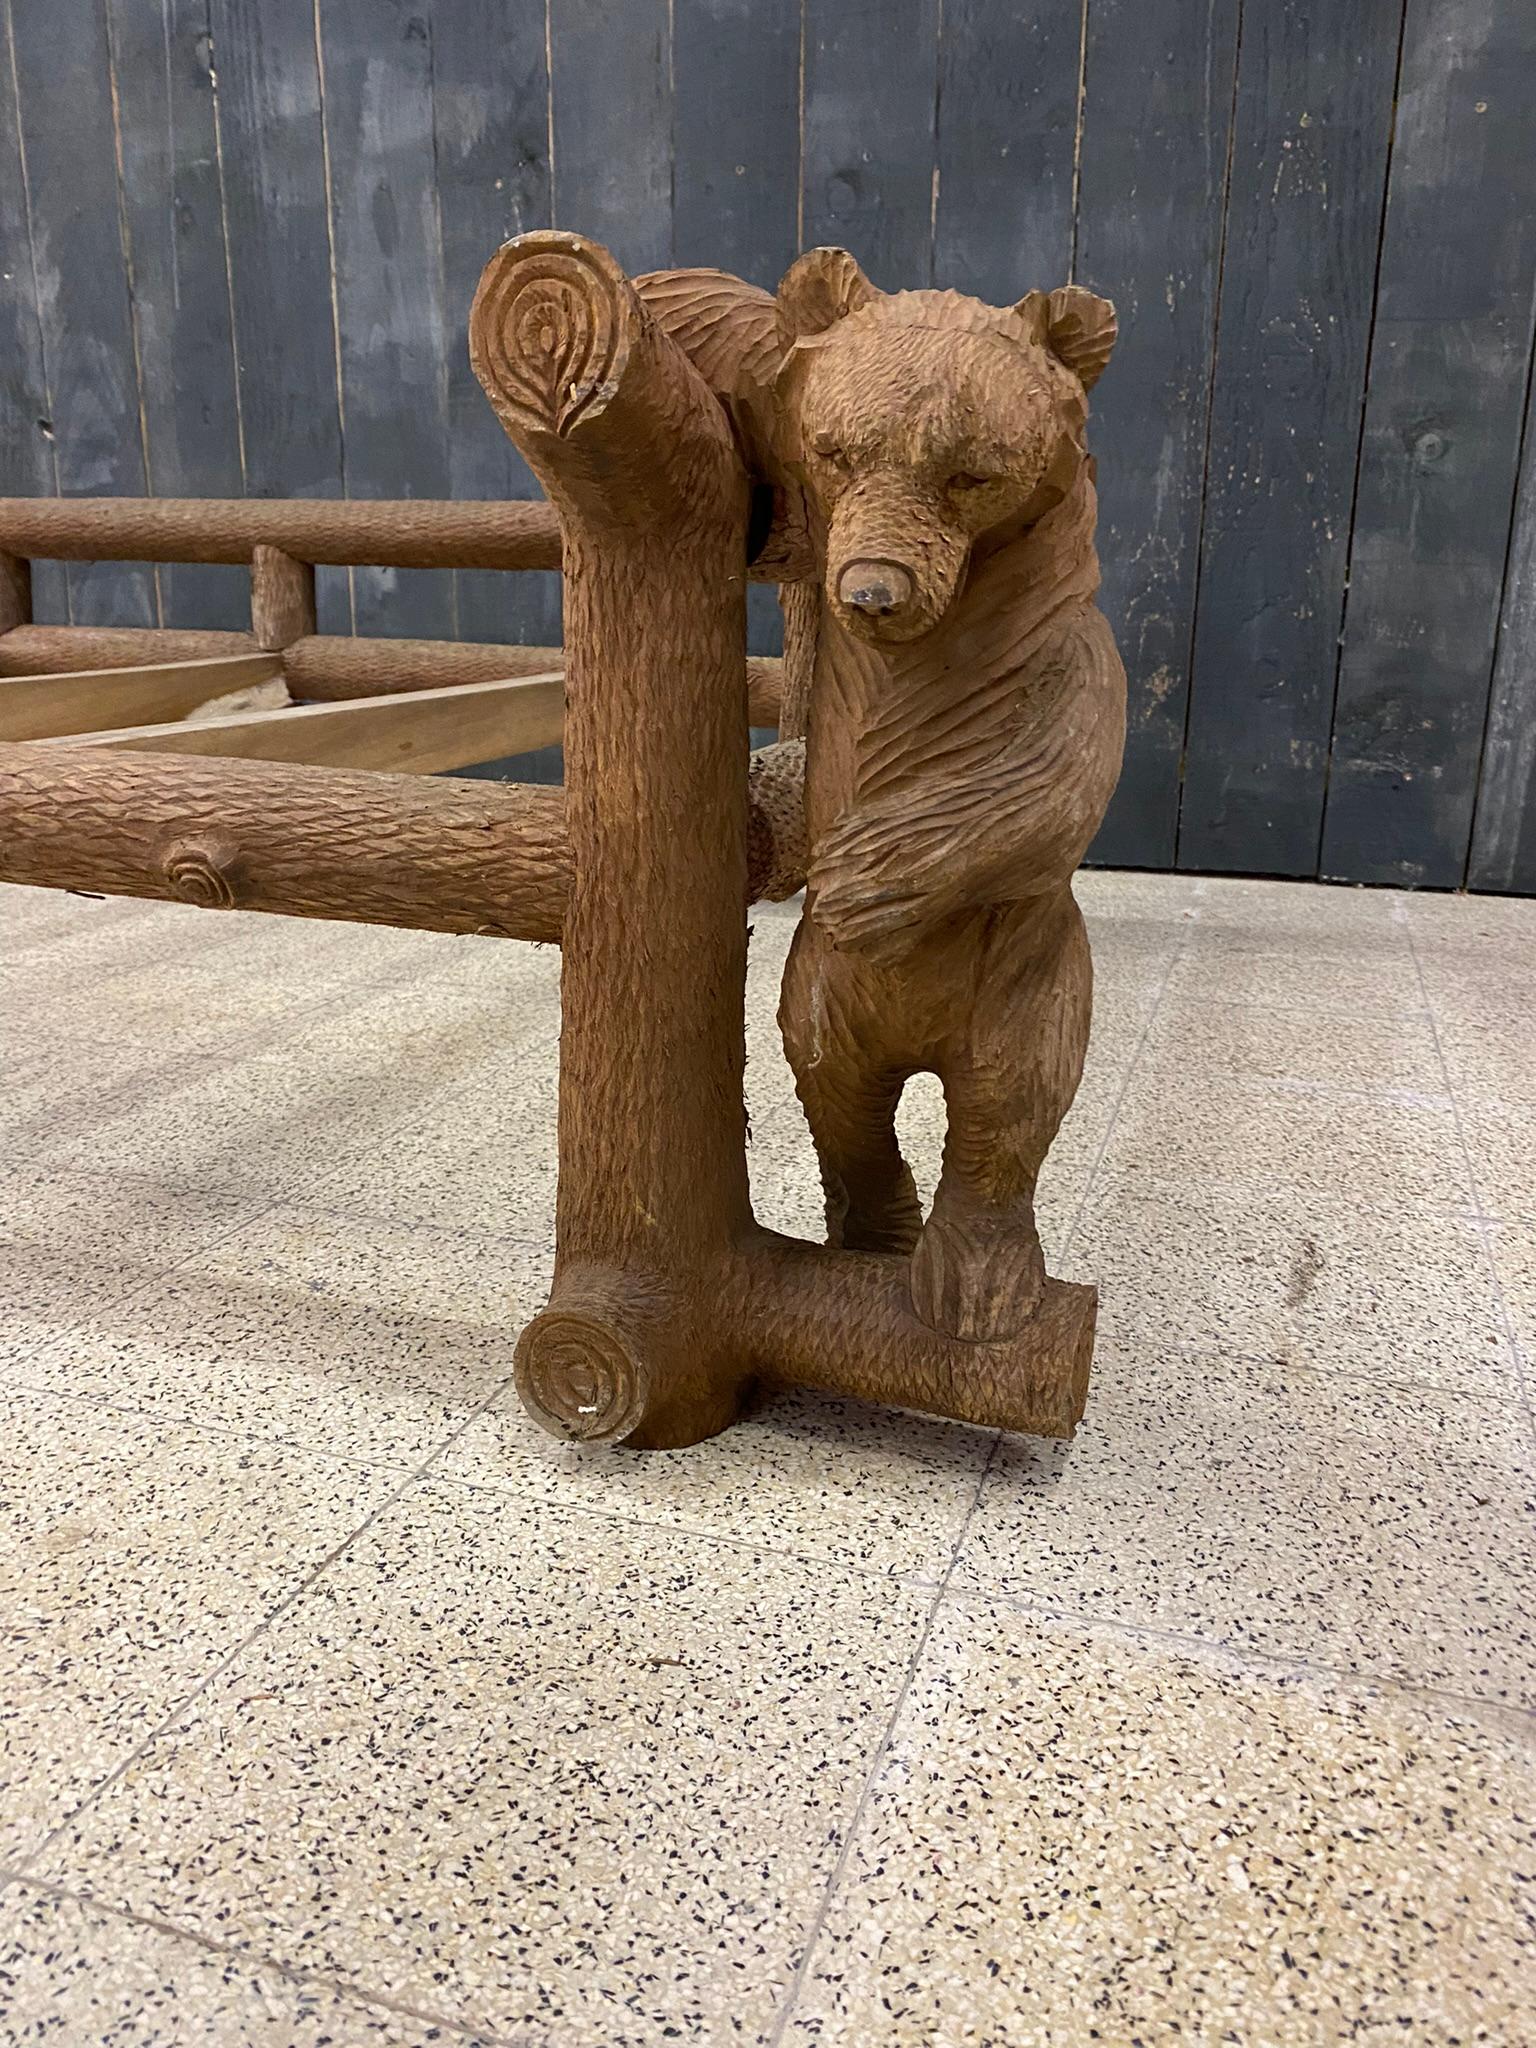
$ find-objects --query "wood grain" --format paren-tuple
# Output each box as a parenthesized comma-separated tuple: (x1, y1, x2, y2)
(106, 0, 248, 632)
(249, 547, 316, 650)
(1321, 0, 1536, 887)
(318, 0, 454, 641)
(0, 651, 282, 740)
(429, 0, 560, 649)
(474, 230, 753, 1450)
(8, 0, 154, 630)
(52, 671, 566, 773)
(1178, 1, 1403, 875)
(0, 625, 255, 676)
(1078, 0, 1239, 868)
(1470, 340, 1536, 893)
(801, 0, 940, 286)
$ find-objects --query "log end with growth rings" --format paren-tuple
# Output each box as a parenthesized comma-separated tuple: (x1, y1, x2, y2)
(513, 1307, 649, 1445)
(470, 233, 633, 443)
(161, 834, 239, 909)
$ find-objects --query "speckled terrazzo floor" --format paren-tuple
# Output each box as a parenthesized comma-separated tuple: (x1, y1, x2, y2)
(1, 869, 1533, 2046)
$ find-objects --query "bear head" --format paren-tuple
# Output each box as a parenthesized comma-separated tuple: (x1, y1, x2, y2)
(774, 248, 1115, 645)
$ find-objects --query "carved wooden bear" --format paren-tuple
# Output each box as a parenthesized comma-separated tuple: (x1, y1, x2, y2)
(636, 251, 1127, 1343)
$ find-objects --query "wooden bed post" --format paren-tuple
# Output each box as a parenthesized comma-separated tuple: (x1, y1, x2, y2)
(471, 231, 754, 1449)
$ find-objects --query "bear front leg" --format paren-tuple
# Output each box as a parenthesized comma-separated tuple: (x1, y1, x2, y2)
(910, 889, 1091, 1340)
(778, 924, 922, 1255)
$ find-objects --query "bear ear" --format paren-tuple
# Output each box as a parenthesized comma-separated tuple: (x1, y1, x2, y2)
(777, 247, 881, 349)
(1013, 284, 1117, 391)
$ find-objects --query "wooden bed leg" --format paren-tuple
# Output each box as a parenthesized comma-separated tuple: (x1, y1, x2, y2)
(0, 552, 30, 637)
(250, 546, 317, 652)
(471, 231, 754, 1449)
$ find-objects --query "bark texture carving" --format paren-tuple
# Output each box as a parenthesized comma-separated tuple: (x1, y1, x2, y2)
(463, 231, 1117, 1447)
(769, 249, 1126, 1342)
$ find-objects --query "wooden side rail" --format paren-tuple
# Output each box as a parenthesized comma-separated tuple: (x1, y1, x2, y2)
(0, 744, 570, 940)
(0, 739, 804, 927)
(0, 497, 563, 571)
(0, 493, 792, 580)
(0, 628, 784, 728)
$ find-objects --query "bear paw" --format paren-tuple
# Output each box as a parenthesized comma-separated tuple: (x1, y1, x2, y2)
(909, 1208, 1045, 1342)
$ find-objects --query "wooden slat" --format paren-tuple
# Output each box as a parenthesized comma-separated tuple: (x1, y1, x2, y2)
(319, 1, 454, 641)
(1080, 0, 1240, 868)
(1469, 342, 1536, 894)
(9, 0, 155, 630)
(0, 651, 283, 741)
(49, 671, 566, 773)
(933, 0, 1081, 301)
(430, 0, 561, 649)
(1177, 1, 1403, 875)
(801, 0, 941, 286)
(1321, 0, 1536, 887)
(106, 0, 248, 632)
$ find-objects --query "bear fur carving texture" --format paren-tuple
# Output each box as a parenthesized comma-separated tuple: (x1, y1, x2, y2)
(635, 250, 1126, 1344)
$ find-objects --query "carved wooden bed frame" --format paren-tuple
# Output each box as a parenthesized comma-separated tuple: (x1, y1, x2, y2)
(0, 231, 1122, 1451)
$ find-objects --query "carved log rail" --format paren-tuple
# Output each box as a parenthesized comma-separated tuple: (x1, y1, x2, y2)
(0, 743, 570, 940)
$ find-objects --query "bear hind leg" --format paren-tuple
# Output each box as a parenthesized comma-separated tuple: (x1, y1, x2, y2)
(910, 892, 1091, 1341)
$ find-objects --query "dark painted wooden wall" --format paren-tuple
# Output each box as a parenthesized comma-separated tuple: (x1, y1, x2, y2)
(3, 1, 1535, 888)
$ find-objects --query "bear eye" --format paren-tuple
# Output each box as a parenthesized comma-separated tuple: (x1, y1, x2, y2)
(812, 438, 851, 473)
(948, 470, 994, 492)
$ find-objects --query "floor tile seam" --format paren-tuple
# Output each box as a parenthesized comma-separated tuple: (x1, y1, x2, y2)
(1403, 922, 1536, 1441)
(1087, 1329, 1531, 1417)
(3, 1158, 560, 1268)
(943, 1581, 1536, 1735)
(762, 1432, 1007, 2047)
(7, 956, 447, 1166)
(5, 1373, 523, 1888)
(1046, 1161, 1508, 1227)
(0, 1101, 537, 1377)
(409, 1455, 963, 1593)
(276, 1019, 565, 1212)
(0, 1873, 512, 2048)
(1059, 910, 1201, 1260)
(1072, 1165, 1501, 1225)
(0, 1367, 520, 1482)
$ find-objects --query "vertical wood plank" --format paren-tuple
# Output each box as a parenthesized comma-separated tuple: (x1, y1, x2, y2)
(672, 0, 799, 289)
(0, 0, 65, 623)
(208, 0, 344, 630)
(1078, 0, 1239, 868)
(673, 0, 800, 662)
(430, 0, 560, 652)
(1178, 0, 1402, 876)
(317, 0, 453, 639)
(801, 0, 940, 286)
(8, 0, 155, 628)
(932, 0, 1081, 300)
(107, 0, 247, 630)
(548, 0, 673, 275)
(1320, 0, 1536, 887)
(1470, 350, 1536, 893)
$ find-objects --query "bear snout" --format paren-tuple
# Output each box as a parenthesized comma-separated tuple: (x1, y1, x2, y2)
(837, 559, 914, 620)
